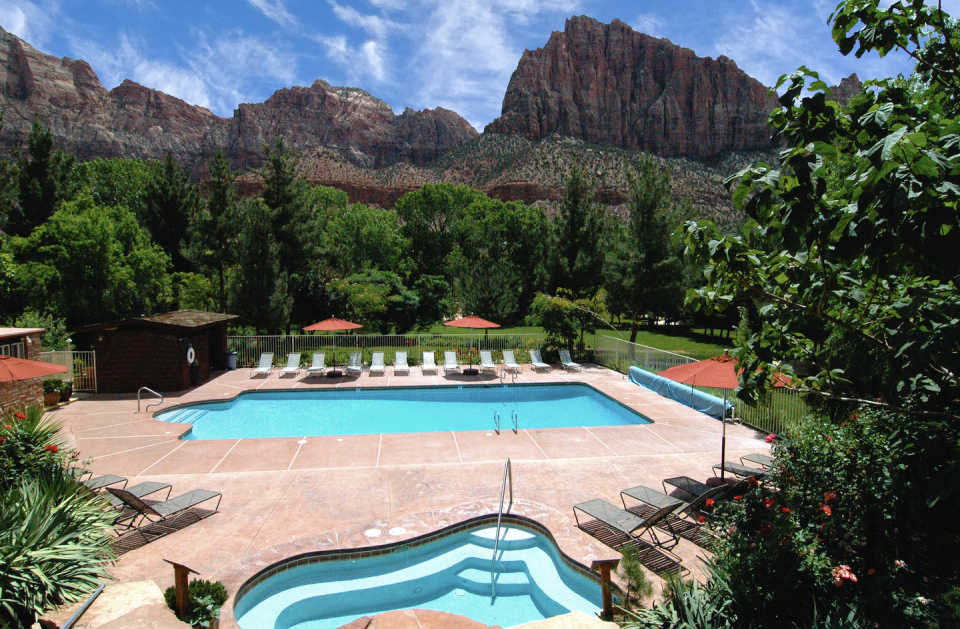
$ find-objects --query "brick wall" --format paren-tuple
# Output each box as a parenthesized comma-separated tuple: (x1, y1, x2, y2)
(25, 333, 42, 361)
(0, 377, 42, 412)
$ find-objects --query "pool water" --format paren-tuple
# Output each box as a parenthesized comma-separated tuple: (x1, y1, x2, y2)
(234, 526, 602, 629)
(157, 384, 649, 440)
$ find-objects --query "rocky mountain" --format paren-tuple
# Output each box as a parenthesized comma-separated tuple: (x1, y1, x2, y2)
(486, 16, 776, 159)
(0, 25, 477, 170)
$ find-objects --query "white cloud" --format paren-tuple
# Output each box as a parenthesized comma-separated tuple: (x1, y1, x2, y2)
(0, 0, 56, 49)
(68, 30, 299, 115)
(330, 1, 398, 40)
(632, 12, 664, 37)
(360, 40, 386, 81)
(368, 0, 406, 9)
(246, 0, 297, 27)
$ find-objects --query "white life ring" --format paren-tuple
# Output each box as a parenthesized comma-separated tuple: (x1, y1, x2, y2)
(186, 346, 196, 364)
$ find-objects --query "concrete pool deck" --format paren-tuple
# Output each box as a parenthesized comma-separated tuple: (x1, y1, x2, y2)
(47, 363, 770, 628)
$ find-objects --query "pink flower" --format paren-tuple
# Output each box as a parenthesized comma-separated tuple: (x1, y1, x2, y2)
(832, 565, 857, 586)
(895, 560, 906, 569)
(822, 505, 832, 516)
(765, 433, 776, 444)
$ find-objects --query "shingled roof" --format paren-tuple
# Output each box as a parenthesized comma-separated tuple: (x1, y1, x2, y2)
(73, 310, 239, 334)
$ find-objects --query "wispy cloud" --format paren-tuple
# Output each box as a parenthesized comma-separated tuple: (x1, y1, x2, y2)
(0, 0, 57, 49)
(632, 12, 664, 38)
(330, 1, 399, 39)
(245, 0, 296, 27)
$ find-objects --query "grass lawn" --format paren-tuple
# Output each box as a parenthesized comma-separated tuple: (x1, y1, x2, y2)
(596, 328, 733, 360)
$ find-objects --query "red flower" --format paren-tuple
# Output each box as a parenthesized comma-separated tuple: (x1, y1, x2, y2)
(734, 495, 742, 502)
(0, 437, 5, 443)
(822, 504, 832, 516)
(780, 507, 791, 514)
(705, 498, 715, 508)
(14, 413, 25, 420)
(867, 568, 876, 576)
(763, 497, 776, 509)
(748, 477, 760, 487)
(44, 444, 58, 453)
(765, 433, 776, 444)
(3, 425, 11, 430)
(698, 515, 706, 523)
(824, 490, 838, 503)
(759, 524, 772, 535)
(840, 422, 846, 426)
(826, 436, 833, 442)
(850, 413, 858, 420)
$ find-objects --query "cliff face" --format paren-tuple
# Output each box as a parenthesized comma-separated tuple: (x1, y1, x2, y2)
(486, 16, 776, 158)
(0, 27, 477, 169)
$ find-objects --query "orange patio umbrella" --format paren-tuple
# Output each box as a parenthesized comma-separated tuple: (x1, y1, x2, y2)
(303, 317, 363, 377)
(443, 315, 500, 374)
(0, 355, 67, 382)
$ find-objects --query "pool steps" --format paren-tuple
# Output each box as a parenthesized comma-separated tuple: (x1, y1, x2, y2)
(235, 527, 599, 629)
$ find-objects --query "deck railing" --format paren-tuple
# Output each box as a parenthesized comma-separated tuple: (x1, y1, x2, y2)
(38, 351, 97, 393)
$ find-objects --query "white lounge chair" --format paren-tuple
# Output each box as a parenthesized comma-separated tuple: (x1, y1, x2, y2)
(370, 352, 385, 375)
(251, 352, 274, 378)
(479, 350, 497, 375)
(346, 352, 363, 376)
(502, 350, 522, 373)
(422, 352, 438, 374)
(279, 353, 301, 376)
(529, 350, 551, 372)
(394, 351, 409, 375)
(559, 349, 582, 371)
(306, 352, 326, 376)
(443, 351, 461, 375)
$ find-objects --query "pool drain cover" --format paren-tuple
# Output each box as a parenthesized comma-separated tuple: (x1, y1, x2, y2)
(455, 589, 466, 597)
(364, 529, 382, 538)
(389, 527, 406, 536)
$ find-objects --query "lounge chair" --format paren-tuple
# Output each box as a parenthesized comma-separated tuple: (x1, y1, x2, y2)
(620, 484, 724, 551)
(422, 352, 438, 374)
(108, 487, 222, 551)
(306, 353, 326, 376)
(664, 475, 752, 503)
(741, 453, 775, 469)
(529, 350, 551, 372)
(84, 474, 128, 493)
(713, 461, 767, 480)
(573, 497, 682, 550)
(279, 352, 301, 377)
(443, 351, 461, 375)
(370, 352, 385, 375)
(558, 349, 582, 371)
(479, 350, 497, 375)
(394, 351, 409, 375)
(502, 350, 522, 373)
(251, 352, 274, 378)
(106, 482, 172, 524)
(346, 352, 363, 377)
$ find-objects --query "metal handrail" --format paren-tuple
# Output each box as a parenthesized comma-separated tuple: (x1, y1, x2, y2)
(491, 458, 513, 600)
(511, 410, 518, 434)
(494, 411, 500, 435)
(62, 584, 104, 629)
(138, 387, 163, 412)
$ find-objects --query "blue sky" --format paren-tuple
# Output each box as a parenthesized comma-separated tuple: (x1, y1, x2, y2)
(2, 0, 954, 130)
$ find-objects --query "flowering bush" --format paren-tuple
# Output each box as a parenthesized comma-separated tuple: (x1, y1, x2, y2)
(0, 405, 77, 490)
(702, 408, 954, 628)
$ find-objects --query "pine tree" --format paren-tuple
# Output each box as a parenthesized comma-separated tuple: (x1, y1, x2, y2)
(550, 166, 606, 297)
(143, 151, 199, 273)
(7, 118, 74, 237)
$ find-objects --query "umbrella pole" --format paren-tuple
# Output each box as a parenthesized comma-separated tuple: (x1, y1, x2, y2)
(720, 389, 728, 481)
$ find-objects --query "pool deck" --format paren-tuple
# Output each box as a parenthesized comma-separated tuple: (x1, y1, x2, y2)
(48, 363, 770, 628)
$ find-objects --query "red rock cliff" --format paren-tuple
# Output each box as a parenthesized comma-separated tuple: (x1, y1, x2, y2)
(485, 16, 776, 158)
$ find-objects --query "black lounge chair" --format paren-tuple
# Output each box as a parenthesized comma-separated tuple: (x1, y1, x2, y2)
(713, 461, 767, 480)
(741, 453, 775, 469)
(106, 482, 172, 524)
(108, 487, 222, 553)
(84, 474, 128, 492)
(621, 484, 726, 550)
(573, 498, 685, 575)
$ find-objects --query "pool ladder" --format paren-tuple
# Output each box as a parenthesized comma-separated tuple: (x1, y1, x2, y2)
(491, 458, 513, 600)
(493, 411, 518, 435)
(138, 387, 163, 412)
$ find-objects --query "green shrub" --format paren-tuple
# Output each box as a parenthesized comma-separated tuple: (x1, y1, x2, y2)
(164, 579, 228, 627)
(0, 405, 75, 491)
(42, 379, 60, 394)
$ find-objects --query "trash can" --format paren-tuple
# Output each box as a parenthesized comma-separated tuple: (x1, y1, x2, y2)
(226, 351, 238, 371)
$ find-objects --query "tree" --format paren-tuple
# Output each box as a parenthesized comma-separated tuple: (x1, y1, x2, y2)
(229, 198, 292, 333)
(0, 112, 18, 234)
(8, 196, 171, 328)
(183, 150, 239, 311)
(327, 270, 418, 333)
(604, 158, 685, 343)
(528, 289, 608, 350)
(142, 152, 199, 273)
(550, 166, 606, 297)
(70, 157, 153, 213)
(260, 137, 316, 275)
(7, 119, 75, 237)
(321, 204, 408, 278)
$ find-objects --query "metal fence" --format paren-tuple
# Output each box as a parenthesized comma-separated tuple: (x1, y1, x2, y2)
(228, 333, 548, 369)
(591, 333, 809, 435)
(38, 351, 97, 393)
(0, 342, 25, 358)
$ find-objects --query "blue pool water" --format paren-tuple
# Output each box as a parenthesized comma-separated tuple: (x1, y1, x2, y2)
(157, 384, 649, 440)
(234, 525, 602, 629)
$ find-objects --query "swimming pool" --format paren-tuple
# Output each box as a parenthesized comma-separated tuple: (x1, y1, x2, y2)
(233, 517, 602, 629)
(157, 384, 650, 440)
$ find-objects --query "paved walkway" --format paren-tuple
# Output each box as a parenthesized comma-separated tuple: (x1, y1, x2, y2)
(48, 364, 769, 629)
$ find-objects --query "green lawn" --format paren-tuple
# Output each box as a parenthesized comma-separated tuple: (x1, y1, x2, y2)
(596, 328, 733, 360)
